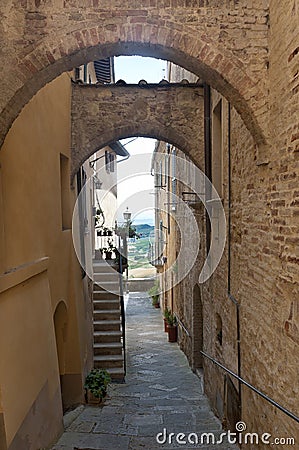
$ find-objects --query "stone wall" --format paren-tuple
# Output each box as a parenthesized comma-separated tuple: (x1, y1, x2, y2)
(165, 47, 299, 444)
(71, 82, 204, 178)
(0, 0, 269, 148)
(0, 1, 298, 447)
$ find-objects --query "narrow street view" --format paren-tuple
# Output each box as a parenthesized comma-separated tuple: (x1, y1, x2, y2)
(53, 292, 237, 450)
(0, 3, 298, 450)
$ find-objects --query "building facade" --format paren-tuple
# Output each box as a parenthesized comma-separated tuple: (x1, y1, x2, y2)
(0, 2, 298, 449)
(152, 58, 299, 444)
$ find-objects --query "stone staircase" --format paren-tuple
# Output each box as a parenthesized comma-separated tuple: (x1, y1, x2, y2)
(93, 261, 125, 382)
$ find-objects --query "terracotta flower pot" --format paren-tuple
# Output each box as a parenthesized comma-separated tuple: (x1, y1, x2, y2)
(105, 251, 112, 260)
(168, 325, 177, 343)
(86, 390, 103, 405)
(164, 318, 168, 332)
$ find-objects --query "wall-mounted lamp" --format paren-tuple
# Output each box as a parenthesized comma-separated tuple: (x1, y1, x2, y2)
(123, 207, 132, 223)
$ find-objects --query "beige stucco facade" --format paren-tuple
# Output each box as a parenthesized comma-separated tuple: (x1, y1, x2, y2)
(0, 74, 93, 450)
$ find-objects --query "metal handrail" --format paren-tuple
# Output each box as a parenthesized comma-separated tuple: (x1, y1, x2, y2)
(175, 314, 191, 337)
(201, 350, 299, 424)
(118, 234, 126, 376)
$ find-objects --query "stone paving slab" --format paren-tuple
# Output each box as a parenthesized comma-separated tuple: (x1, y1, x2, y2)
(52, 292, 237, 450)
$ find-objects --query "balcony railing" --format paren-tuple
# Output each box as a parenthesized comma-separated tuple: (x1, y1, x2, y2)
(95, 226, 127, 272)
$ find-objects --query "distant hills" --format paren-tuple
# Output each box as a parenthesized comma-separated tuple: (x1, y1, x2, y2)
(135, 224, 154, 238)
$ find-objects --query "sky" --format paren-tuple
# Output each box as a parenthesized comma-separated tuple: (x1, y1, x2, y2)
(117, 138, 155, 225)
(114, 55, 167, 84)
(114, 56, 167, 226)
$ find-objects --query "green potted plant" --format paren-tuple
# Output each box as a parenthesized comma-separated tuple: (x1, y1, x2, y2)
(152, 295, 160, 308)
(163, 306, 171, 332)
(148, 281, 160, 308)
(97, 226, 113, 237)
(166, 312, 178, 342)
(84, 368, 111, 405)
(100, 247, 107, 259)
(105, 239, 116, 260)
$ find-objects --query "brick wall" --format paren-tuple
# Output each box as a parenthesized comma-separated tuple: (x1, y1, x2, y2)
(71, 83, 204, 179)
(0, 1, 269, 149)
(166, 44, 299, 443)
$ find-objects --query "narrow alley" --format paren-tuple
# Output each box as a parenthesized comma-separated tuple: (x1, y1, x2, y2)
(52, 292, 237, 450)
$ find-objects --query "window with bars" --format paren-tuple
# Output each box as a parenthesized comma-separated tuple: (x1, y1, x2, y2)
(171, 148, 177, 211)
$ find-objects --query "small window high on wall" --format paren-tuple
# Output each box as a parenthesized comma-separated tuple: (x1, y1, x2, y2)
(105, 151, 115, 173)
(60, 154, 71, 230)
(212, 100, 223, 197)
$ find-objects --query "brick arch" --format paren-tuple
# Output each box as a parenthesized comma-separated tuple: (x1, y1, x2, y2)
(71, 83, 205, 179)
(74, 128, 197, 183)
(0, 13, 268, 149)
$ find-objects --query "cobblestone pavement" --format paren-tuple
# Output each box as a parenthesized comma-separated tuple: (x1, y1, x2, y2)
(52, 292, 237, 450)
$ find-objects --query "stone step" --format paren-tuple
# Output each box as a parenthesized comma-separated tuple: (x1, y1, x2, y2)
(93, 284, 120, 297)
(94, 280, 118, 284)
(94, 354, 124, 369)
(94, 331, 122, 343)
(93, 320, 121, 332)
(95, 277, 119, 282)
(106, 367, 125, 382)
(94, 272, 119, 281)
(93, 342, 123, 356)
(94, 280, 120, 289)
(93, 262, 118, 274)
(93, 299, 120, 310)
(93, 291, 120, 300)
(94, 310, 121, 321)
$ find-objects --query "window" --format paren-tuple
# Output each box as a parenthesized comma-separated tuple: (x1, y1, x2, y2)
(60, 154, 71, 230)
(105, 151, 115, 173)
(212, 100, 223, 197)
(155, 160, 163, 188)
(171, 148, 177, 211)
(164, 152, 169, 187)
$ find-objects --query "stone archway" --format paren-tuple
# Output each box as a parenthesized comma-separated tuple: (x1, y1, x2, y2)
(0, 2, 269, 148)
(71, 82, 205, 179)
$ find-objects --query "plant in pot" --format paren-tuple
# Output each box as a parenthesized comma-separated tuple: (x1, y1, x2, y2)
(148, 282, 160, 308)
(167, 312, 178, 343)
(97, 225, 105, 236)
(163, 306, 171, 332)
(105, 239, 116, 260)
(100, 247, 107, 259)
(152, 295, 160, 308)
(84, 368, 111, 405)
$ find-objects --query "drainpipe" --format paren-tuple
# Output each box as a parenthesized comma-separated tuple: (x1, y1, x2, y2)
(166, 143, 171, 234)
(203, 83, 212, 254)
